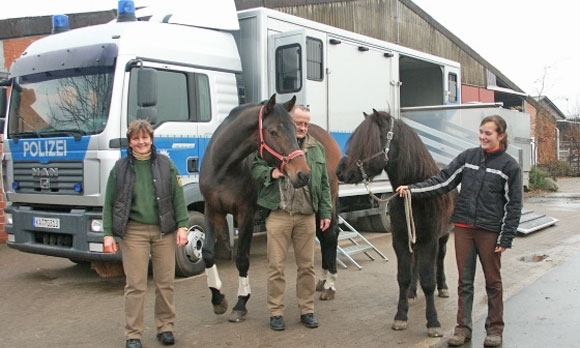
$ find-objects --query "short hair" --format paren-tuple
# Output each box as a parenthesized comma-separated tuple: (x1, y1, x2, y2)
(126, 119, 154, 141)
(291, 104, 310, 113)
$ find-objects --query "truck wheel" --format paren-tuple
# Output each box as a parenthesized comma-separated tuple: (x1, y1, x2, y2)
(369, 194, 392, 233)
(175, 211, 206, 277)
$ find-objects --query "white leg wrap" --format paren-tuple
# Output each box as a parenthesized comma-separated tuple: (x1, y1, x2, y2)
(320, 269, 328, 281)
(325, 272, 337, 290)
(206, 265, 222, 290)
(237, 276, 251, 297)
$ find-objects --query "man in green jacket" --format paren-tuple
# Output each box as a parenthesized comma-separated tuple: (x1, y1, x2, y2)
(251, 105, 332, 331)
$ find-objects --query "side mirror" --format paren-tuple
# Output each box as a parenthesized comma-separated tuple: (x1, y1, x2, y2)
(136, 68, 158, 124)
(137, 68, 157, 107)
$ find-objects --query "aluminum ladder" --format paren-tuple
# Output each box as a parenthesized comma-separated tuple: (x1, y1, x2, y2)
(333, 215, 389, 270)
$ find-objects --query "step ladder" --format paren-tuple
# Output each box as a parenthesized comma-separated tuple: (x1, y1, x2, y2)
(332, 215, 389, 270)
(517, 209, 559, 236)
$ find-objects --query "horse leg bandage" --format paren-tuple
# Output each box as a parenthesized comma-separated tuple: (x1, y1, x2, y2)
(325, 272, 337, 291)
(206, 265, 222, 290)
(237, 276, 251, 297)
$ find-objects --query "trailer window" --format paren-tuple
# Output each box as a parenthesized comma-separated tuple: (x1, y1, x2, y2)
(448, 73, 458, 103)
(306, 37, 323, 81)
(275, 44, 302, 93)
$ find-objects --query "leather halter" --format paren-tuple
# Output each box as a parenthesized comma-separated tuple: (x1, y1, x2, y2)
(355, 118, 395, 182)
(258, 105, 305, 172)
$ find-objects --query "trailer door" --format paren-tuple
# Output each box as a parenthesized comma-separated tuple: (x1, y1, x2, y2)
(327, 38, 395, 137)
(268, 30, 308, 106)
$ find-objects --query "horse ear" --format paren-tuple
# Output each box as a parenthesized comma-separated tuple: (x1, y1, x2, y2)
(372, 109, 388, 127)
(283, 95, 297, 112)
(363, 112, 369, 119)
(264, 94, 277, 114)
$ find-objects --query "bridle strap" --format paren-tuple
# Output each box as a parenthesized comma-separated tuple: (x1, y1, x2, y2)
(350, 119, 416, 252)
(258, 105, 305, 172)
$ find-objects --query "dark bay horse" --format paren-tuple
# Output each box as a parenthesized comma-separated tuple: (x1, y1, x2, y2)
(336, 110, 454, 337)
(199, 94, 311, 322)
(309, 124, 341, 300)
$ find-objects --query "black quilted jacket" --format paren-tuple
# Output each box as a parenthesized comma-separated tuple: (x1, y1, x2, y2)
(408, 146, 522, 248)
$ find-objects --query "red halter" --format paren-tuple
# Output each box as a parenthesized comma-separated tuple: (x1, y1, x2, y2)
(258, 105, 305, 172)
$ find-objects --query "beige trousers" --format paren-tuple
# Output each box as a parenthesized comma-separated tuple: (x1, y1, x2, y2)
(120, 221, 176, 340)
(266, 210, 316, 317)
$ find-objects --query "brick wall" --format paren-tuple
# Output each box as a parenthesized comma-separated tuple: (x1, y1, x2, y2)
(461, 84, 495, 103)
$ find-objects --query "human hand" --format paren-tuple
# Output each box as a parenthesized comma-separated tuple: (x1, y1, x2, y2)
(103, 236, 119, 253)
(494, 246, 506, 254)
(320, 218, 331, 231)
(395, 185, 409, 197)
(176, 227, 188, 247)
(271, 168, 285, 179)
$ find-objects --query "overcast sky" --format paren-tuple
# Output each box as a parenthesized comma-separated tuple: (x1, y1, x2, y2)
(3, 0, 578, 116)
(413, 0, 579, 116)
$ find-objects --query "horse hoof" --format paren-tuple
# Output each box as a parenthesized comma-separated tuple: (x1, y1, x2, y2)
(427, 327, 443, 337)
(319, 288, 335, 301)
(438, 289, 450, 298)
(213, 298, 228, 315)
(316, 279, 326, 292)
(392, 320, 408, 331)
(228, 309, 248, 323)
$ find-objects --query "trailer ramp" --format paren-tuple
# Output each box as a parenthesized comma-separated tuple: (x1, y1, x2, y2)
(517, 209, 559, 235)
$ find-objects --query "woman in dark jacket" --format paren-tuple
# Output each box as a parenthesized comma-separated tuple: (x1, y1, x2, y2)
(396, 115, 522, 347)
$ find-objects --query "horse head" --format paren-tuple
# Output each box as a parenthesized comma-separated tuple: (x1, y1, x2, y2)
(259, 94, 310, 188)
(336, 109, 395, 183)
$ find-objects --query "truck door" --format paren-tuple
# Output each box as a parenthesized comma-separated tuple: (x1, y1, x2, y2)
(268, 30, 308, 107)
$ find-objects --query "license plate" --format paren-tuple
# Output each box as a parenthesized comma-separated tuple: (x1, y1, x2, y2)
(33, 217, 60, 229)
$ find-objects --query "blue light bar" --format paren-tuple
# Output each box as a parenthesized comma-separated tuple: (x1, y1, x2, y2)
(52, 14, 70, 34)
(117, 0, 136, 22)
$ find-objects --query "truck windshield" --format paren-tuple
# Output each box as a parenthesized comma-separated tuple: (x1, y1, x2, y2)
(7, 66, 113, 139)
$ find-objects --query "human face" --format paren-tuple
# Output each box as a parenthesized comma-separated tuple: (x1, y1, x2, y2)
(479, 121, 504, 151)
(292, 108, 311, 139)
(128, 130, 153, 155)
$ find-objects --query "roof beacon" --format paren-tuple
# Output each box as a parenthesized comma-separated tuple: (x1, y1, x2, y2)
(117, 0, 137, 22)
(51, 15, 70, 34)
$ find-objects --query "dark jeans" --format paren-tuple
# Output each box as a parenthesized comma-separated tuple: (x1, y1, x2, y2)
(453, 226, 504, 337)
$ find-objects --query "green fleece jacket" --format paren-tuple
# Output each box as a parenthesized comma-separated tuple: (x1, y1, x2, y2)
(251, 134, 332, 220)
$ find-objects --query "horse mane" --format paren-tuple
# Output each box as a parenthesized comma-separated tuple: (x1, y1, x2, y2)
(389, 114, 440, 183)
(347, 110, 441, 186)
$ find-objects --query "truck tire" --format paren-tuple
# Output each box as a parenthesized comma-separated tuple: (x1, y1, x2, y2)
(369, 194, 392, 233)
(175, 211, 206, 277)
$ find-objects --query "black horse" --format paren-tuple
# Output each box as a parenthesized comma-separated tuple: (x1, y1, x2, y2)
(336, 110, 453, 337)
(199, 94, 311, 322)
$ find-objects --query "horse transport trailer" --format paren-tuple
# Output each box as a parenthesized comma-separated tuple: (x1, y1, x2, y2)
(0, 1, 532, 276)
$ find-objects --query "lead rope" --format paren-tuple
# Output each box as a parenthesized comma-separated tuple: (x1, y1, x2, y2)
(364, 184, 416, 253)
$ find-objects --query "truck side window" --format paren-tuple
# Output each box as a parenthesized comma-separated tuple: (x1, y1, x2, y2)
(128, 68, 211, 123)
(275, 44, 302, 93)
(194, 74, 211, 122)
(306, 37, 323, 81)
